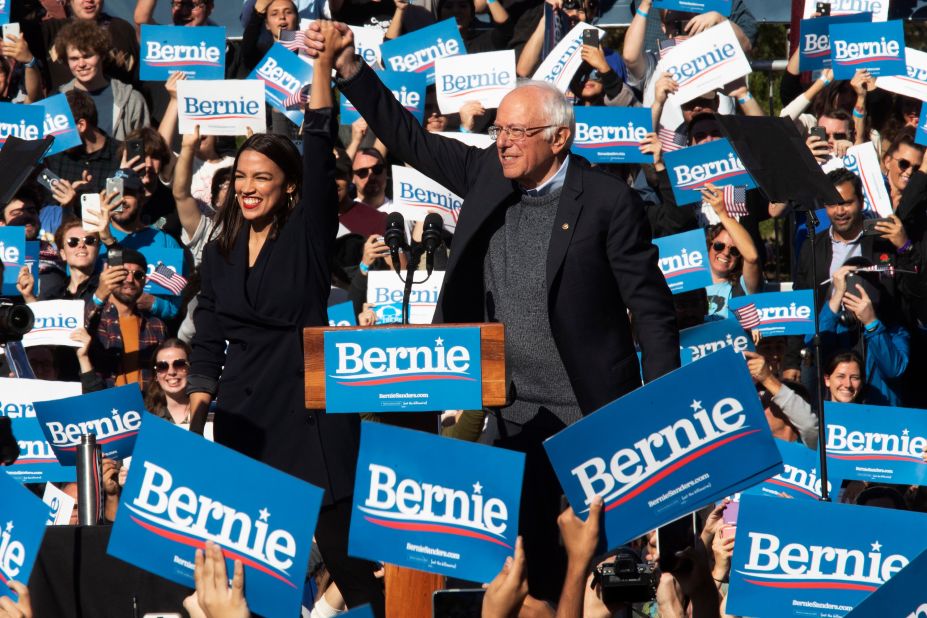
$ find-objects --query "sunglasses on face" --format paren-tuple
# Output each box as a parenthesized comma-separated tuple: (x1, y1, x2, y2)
(65, 236, 97, 248)
(893, 157, 916, 172)
(154, 359, 190, 373)
(712, 241, 741, 258)
(693, 130, 722, 143)
(124, 270, 146, 281)
(353, 164, 384, 179)
(828, 132, 848, 141)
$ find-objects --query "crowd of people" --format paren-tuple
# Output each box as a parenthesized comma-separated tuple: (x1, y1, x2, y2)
(0, 0, 926, 616)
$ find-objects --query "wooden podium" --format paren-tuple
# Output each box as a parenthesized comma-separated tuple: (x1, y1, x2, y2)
(304, 323, 506, 617)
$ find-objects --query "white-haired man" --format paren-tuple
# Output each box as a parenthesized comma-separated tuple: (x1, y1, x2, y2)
(312, 22, 680, 600)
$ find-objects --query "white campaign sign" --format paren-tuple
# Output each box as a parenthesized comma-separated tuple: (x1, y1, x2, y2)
(0, 378, 82, 418)
(367, 270, 445, 325)
(532, 22, 606, 93)
(822, 141, 893, 217)
(877, 48, 927, 102)
(803, 0, 888, 21)
(22, 300, 84, 348)
(42, 483, 75, 525)
(350, 26, 384, 68)
(435, 50, 516, 114)
(391, 165, 463, 232)
(655, 21, 752, 105)
(437, 131, 496, 149)
(177, 80, 266, 136)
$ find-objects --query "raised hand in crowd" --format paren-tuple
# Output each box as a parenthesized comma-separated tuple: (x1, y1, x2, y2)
(873, 213, 909, 250)
(580, 43, 610, 76)
(555, 496, 602, 618)
(843, 283, 877, 326)
(639, 132, 664, 170)
(1, 33, 41, 103)
(183, 541, 250, 618)
(102, 457, 122, 521)
(346, 117, 369, 161)
(70, 327, 94, 375)
(50, 170, 93, 209)
(459, 101, 487, 133)
(652, 71, 679, 128)
(93, 262, 130, 304)
(361, 234, 390, 270)
(711, 525, 735, 589)
(806, 132, 831, 163)
(683, 11, 726, 36)
(0, 581, 32, 618)
(482, 536, 528, 618)
(16, 266, 36, 304)
(827, 265, 857, 314)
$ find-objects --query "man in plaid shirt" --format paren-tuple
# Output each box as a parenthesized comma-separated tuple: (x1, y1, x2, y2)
(82, 247, 167, 391)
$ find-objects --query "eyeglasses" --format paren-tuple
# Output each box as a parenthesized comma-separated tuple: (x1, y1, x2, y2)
(65, 236, 98, 248)
(829, 132, 849, 141)
(893, 157, 916, 172)
(488, 125, 555, 142)
(353, 164, 384, 179)
(123, 270, 146, 281)
(154, 359, 190, 373)
(712, 241, 741, 258)
(692, 130, 722, 143)
(170, 0, 208, 9)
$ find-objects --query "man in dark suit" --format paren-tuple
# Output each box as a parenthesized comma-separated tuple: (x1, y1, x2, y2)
(315, 23, 679, 600)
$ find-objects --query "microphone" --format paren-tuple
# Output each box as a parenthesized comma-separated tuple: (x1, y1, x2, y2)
(421, 213, 444, 276)
(384, 211, 406, 277)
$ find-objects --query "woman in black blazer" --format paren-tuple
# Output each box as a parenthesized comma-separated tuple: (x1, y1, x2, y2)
(187, 23, 384, 614)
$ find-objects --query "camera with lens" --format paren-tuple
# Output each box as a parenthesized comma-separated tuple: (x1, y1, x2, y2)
(592, 548, 658, 605)
(0, 300, 34, 343)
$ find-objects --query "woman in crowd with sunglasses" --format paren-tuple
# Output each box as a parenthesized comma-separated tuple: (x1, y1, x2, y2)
(36, 215, 101, 301)
(144, 339, 193, 425)
(700, 182, 762, 319)
(187, 22, 384, 614)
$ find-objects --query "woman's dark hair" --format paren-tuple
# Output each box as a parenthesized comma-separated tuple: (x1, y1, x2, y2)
(122, 126, 172, 165)
(143, 338, 192, 421)
(210, 166, 232, 210)
(211, 134, 302, 261)
(824, 350, 865, 403)
(705, 224, 742, 283)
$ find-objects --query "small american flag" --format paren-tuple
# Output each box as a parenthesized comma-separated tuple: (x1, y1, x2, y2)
(283, 86, 309, 110)
(722, 185, 748, 218)
(279, 30, 309, 54)
(733, 302, 761, 330)
(658, 36, 689, 59)
(658, 127, 686, 153)
(148, 263, 187, 295)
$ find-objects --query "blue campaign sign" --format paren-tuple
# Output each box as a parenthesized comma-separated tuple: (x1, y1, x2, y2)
(729, 290, 815, 337)
(847, 546, 927, 618)
(40, 94, 82, 156)
(917, 103, 927, 147)
(108, 415, 323, 618)
(136, 246, 185, 297)
(800, 14, 872, 72)
(380, 19, 466, 85)
(571, 107, 652, 164)
(727, 494, 927, 618)
(653, 0, 731, 16)
(324, 326, 482, 413)
(350, 422, 524, 583)
(341, 70, 427, 125)
(248, 42, 314, 126)
(0, 471, 48, 601)
(32, 385, 147, 464)
(0, 102, 43, 150)
(825, 401, 927, 486)
(7, 418, 73, 484)
(0, 1, 9, 25)
(742, 439, 841, 501)
(0, 226, 25, 296)
(654, 229, 713, 294)
(663, 138, 757, 205)
(679, 318, 754, 365)
(139, 25, 226, 81)
(830, 20, 906, 80)
(798, 13, 872, 71)
(328, 301, 357, 327)
(544, 348, 781, 549)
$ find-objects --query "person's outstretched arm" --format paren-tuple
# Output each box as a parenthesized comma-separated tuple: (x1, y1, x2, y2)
(308, 21, 481, 200)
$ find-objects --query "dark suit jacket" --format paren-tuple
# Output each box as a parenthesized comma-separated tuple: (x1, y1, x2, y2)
(189, 109, 360, 506)
(340, 63, 680, 414)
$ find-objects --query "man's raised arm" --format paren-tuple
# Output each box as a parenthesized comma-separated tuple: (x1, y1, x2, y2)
(308, 21, 483, 199)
